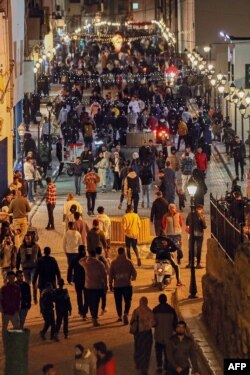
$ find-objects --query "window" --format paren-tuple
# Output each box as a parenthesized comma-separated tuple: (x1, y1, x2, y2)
(132, 2, 139, 10)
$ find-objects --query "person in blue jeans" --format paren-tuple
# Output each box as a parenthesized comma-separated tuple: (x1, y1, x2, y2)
(72, 157, 83, 196)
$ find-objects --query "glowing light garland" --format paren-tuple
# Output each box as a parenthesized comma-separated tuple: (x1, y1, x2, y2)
(151, 20, 176, 46)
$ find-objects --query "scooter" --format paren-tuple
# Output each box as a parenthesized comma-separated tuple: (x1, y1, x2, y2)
(152, 260, 173, 290)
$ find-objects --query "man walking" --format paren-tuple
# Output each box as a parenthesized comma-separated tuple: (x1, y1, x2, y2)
(186, 204, 207, 269)
(33, 247, 61, 294)
(0, 271, 20, 334)
(63, 221, 82, 266)
(0, 234, 17, 282)
(8, 190, 30, 244)
(79, 251, 107, 327)
(23, 156, 35, 202)
(153, 294, 178, 374)
(83, 167, 100, 216)
(150, 191, 169, 236)
(124, 167, 141, 213)
(109, 247, 137, 325)
(87, 219, 107, 256)
(167, 321, 200, 375)
(232, 135, 246, 181)
(16, 270, 31, 329)
(72, 157, 83, 196)
(162, 204, 183, 264)
(122, 205, 141, 266)
(180, 152, 195, 192)
(45, 177, 57, 230)
(67, 245, 88, 318)
(16, 233, 42, 284)
(96, 206, 111, 256)
(163, 161, 177, 204)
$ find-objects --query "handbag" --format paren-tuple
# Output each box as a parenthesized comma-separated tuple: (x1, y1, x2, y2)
(129, 313, 139, 335)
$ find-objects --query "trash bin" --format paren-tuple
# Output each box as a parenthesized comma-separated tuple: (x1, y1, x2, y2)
(4, 329, 30, 375)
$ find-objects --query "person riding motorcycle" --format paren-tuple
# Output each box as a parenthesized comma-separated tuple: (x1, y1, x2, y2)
(150, 232, 182, 286)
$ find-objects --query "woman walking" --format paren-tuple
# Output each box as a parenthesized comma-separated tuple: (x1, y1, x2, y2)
(130, 296, 155, 375)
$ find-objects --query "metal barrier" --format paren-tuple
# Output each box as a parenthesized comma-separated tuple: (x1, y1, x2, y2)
(210, 194, 243, 260)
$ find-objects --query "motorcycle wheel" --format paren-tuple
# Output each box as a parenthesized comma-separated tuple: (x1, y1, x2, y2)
(67, 167, 74, 177)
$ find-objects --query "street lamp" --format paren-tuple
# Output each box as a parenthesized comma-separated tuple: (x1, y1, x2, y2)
(229, 82, 236, 94)
(46, 101, 53, 164)
(18, 123, 26, 179)
(239, 104, 247, 143)
(217, 71, 223, 81)
(238, 87, 245, 100)
(187, 178, 198, 299)
(210, 78, 217, 108)
(35, 111, 42, 155)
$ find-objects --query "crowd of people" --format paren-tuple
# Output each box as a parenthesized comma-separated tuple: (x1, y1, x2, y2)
(1, 28, 250, 375)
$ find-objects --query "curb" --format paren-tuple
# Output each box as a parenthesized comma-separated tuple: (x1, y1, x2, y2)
(213, 145, 234, 181)
(171, 289, 223, 375)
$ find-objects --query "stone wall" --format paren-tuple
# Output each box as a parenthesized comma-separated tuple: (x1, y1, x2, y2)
(202, 239, 250, 358)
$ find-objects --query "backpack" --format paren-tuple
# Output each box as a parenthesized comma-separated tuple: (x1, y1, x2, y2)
(84, 123, 93, 138)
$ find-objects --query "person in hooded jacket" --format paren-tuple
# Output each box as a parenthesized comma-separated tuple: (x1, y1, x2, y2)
(93, 341, 116, 375)
(124, 167, 141, 213)
(87, 219, 107, 256)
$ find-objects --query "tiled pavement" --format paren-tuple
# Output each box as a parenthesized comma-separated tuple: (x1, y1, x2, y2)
(0, 88, 233, 374)
(0, 143, 229, 374)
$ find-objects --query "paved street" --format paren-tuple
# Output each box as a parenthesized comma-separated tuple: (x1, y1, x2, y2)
(0, 137, 232, 374)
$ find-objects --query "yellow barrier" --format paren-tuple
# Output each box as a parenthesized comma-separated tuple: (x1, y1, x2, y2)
(110, 216, 151, 244)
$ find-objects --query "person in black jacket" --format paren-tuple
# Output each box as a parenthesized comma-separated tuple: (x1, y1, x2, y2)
(40, 282, 58, 341)
(67, 245, 88, 319)
(54, 278, 72, 339)
(72, 157, 84, 196)
(186, 205, 207, 269)
(150, 191, 169, 235)
(139, 162, 153, 209)
(150, 233, 182, 285)
(16, 270, 31, 328)
(33, 247, 61, 294)
(232, 136, 246, 181)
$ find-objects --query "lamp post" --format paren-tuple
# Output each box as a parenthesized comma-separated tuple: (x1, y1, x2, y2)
(35, 111, 42, 155)
(187, 178, 198, 299)
(210, 78, 216, 109)
(46, 101, 53, 165)
(232, 94, 239, 133)
(18, 123, 26, 179)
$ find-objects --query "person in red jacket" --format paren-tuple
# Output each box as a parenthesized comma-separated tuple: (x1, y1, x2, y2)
(93, 341, 116, 375)
(195, 146, 208, 177)
(0, 270, 21, 333)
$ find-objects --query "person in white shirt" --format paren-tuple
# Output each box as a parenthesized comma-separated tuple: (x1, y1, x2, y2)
(58, 104, 68, 126)
(182, 106, 192, 124)
(23, 157, 35, 202)
(128, 97, 140, 113)
(97, 206, 111, 254)
(63, 193, 83, 229)
(63, 221, 82, 265)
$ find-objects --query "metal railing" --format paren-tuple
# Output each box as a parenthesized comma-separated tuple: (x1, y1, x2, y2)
(210, 194, 243, 261)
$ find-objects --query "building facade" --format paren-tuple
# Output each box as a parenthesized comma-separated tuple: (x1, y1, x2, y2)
(0, 0, 25, 197)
